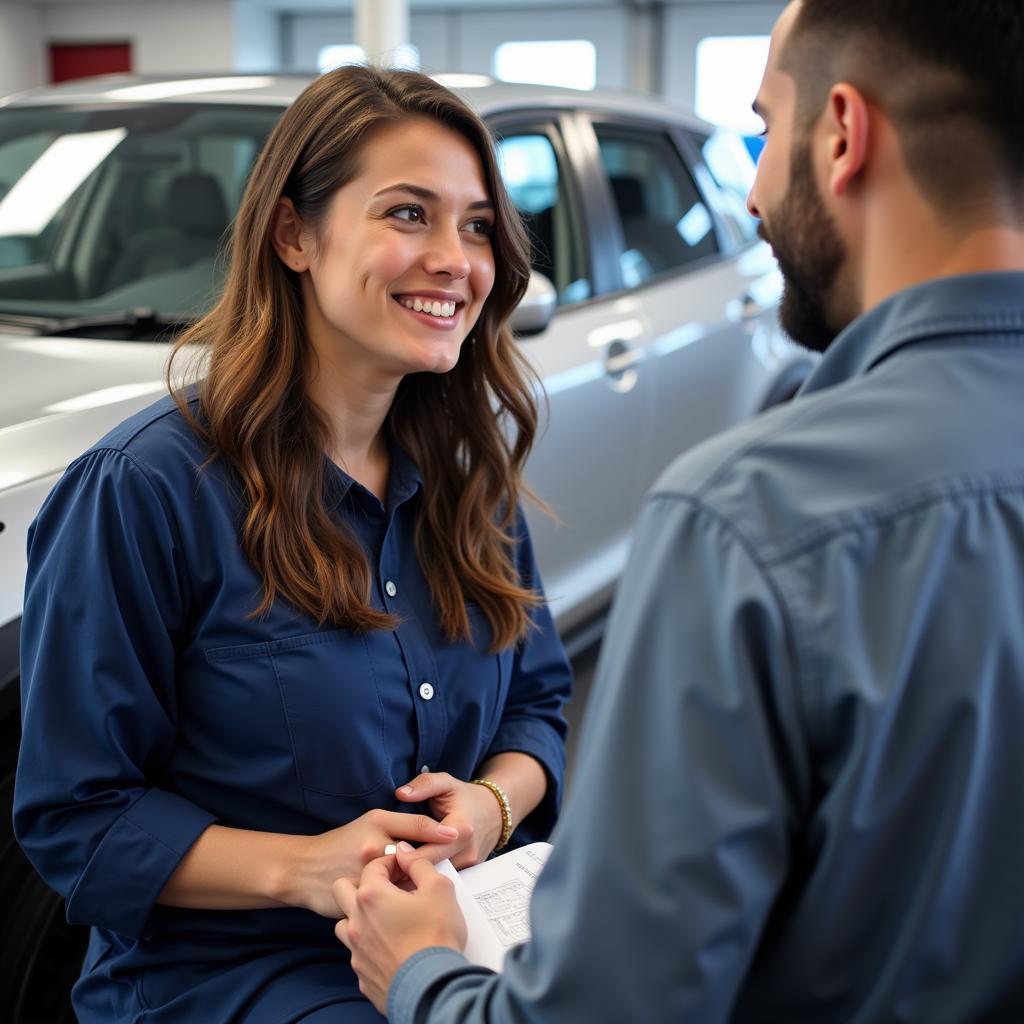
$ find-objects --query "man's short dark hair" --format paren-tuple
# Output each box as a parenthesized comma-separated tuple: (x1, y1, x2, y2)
(782, 0, 1024, 219)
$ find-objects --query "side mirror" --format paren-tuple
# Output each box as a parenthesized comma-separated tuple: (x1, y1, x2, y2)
(510, 271, 556, 337)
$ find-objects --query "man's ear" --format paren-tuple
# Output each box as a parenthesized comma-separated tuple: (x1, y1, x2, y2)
(270, 197, 311, 272)
(824, 83, 870, 197)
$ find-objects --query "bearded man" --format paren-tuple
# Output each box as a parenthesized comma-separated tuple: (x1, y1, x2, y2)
(335, 3, 1024, 1020)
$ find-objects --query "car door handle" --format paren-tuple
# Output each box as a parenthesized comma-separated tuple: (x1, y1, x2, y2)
(604, 339, 641, 391)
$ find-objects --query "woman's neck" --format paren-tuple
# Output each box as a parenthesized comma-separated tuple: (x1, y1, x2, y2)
(307, 366, 396, 502)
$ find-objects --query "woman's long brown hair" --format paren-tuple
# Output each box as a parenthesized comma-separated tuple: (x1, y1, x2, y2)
(168, 66, 541, 650)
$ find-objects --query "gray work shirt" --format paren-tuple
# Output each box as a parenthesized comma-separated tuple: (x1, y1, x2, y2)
(390, 272, 1024, 1023)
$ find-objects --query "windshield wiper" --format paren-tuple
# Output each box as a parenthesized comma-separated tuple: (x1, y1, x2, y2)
(0, 308, 192, 340)
(0, 312, 59, 334)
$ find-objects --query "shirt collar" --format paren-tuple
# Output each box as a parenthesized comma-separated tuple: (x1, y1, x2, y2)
(324, 436, 423, 511)
(386, 440, 423, 506)
(800, 271, 1024, 397)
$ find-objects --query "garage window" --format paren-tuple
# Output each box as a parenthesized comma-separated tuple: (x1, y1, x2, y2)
(695, 35, 770, 161)
(318, 43, 419, 72)
(493, 40, 597, 91)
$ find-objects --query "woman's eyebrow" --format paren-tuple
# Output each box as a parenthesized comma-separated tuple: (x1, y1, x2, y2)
(373, 183, 493, 210)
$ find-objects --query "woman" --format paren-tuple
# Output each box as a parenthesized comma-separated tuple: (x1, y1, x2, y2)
(14, 66, 571, 1023)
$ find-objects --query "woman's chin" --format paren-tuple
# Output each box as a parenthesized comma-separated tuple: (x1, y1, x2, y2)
(407, 344, 465, 375)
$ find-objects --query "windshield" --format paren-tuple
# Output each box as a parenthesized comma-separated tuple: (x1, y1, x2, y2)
(0, 102, 282, 325)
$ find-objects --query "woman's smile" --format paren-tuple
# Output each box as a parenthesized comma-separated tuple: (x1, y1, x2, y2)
(394, 291, 465, 330)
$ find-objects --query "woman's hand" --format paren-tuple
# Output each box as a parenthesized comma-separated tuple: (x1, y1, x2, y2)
(394, 771, 504, 869)
(286, 809, 460, 917)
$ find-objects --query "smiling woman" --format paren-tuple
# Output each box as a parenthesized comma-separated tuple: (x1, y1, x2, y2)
(273, 119, 498, 394)
(13, 66, 572, 1024)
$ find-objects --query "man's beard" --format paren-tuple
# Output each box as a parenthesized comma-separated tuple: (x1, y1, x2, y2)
(760, 139, 852, 354)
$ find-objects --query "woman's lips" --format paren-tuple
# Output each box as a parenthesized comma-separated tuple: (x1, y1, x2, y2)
(394, 296, 461, 330)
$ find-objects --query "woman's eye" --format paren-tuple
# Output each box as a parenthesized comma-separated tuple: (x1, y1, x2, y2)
(391, 205, 425, 224)
(465, 218, 494, 236)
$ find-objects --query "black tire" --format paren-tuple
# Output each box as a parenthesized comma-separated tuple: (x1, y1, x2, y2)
(0, 717, 87, 1023)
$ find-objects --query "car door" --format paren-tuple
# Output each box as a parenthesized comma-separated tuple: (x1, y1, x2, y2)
(487, 111, 654, 637)
(585, 116, 800, 500)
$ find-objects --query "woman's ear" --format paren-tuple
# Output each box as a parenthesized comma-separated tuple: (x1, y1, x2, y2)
(824, 82, 870, 198)
(270, 197, 311, 272)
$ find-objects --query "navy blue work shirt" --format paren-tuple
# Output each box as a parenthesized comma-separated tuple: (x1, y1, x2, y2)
(14, 393, 571, 1023)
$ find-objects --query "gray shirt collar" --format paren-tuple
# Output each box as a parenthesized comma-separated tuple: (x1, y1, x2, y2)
(800, 271, 1024, 397)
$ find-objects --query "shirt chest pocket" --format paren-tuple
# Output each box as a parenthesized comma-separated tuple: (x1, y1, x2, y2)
(205, 630, 390, 800)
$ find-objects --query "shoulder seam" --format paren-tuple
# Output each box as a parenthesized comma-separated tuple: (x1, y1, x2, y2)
(762, 474, 1024, 566)
(72, 447, 192, 610)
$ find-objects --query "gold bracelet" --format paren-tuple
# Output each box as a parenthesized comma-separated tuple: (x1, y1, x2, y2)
(472, 778, 513, 853)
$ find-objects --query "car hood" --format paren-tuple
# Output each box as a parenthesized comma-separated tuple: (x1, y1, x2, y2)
(0, 333, 176, 488)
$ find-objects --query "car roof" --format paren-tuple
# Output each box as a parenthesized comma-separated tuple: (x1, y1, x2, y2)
(0, 71, 715, 133)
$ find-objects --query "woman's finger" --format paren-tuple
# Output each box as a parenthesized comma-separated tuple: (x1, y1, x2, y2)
(375, 811, 459, 843)
(407, 840, 461, 865)
(395, 771, 454, 801)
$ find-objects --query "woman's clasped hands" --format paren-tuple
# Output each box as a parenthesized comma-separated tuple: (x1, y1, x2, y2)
(394, 770, 505, 869)
(295, 771, 502, 917)
(293, 808, 459, 917)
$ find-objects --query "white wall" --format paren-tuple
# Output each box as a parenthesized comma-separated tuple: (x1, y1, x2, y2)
(286, 5, 632, 89)
(285, 13, 353, 70)
(0, 2, 45, 98)
(285, 12, 452, 73)
(233, 0, 279, 72)
(41, 0, 236, 74)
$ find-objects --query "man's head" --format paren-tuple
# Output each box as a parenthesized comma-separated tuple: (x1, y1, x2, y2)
(749, 0, 1024, 352)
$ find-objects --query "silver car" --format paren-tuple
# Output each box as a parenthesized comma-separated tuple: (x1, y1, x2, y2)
(0, 73, 812, 1019)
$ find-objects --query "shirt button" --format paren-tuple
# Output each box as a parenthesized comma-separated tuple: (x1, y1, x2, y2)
(384, 580, 397, 598)
(418, 682, 435, 701)
(420, 764, 430, 774)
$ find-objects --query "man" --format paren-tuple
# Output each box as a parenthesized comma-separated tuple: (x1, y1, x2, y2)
(334, 2, 1024, 1020)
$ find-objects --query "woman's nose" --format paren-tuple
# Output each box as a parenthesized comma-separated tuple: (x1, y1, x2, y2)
(423, 222, 471, 279)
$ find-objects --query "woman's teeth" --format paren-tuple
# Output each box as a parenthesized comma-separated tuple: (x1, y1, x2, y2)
(402, 297, 457, 318)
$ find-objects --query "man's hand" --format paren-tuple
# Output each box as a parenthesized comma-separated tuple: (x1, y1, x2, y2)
(334, 844, 468, 1013)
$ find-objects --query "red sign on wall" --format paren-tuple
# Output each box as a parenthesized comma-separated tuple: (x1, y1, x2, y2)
(49, 43, 132, 84)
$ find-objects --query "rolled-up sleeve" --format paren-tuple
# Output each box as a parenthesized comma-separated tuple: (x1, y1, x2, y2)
(14, 448, 215, 938)
(483, 511, 572, 846)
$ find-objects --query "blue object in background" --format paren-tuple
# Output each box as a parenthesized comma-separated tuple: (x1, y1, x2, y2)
(743, 135, 765, 162)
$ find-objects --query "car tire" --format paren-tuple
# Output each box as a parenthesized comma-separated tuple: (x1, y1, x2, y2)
(0, 716, 86, 1023)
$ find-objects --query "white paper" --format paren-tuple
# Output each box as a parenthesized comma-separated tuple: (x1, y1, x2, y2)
(435, 841, 552, 972)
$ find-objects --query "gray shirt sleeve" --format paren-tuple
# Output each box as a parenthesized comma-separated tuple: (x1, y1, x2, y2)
(390, 493, 812, 1023)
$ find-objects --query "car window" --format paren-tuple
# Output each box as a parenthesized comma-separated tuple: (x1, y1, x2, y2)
(594, 125, 719, 287)
(495, 129, 592, 305)
(0, 130, 66, 268)
(0, 104, 279, 321)
(686, 128, 760, 244)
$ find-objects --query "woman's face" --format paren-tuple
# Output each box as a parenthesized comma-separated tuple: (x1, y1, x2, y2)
(294, 117, 497, 390)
